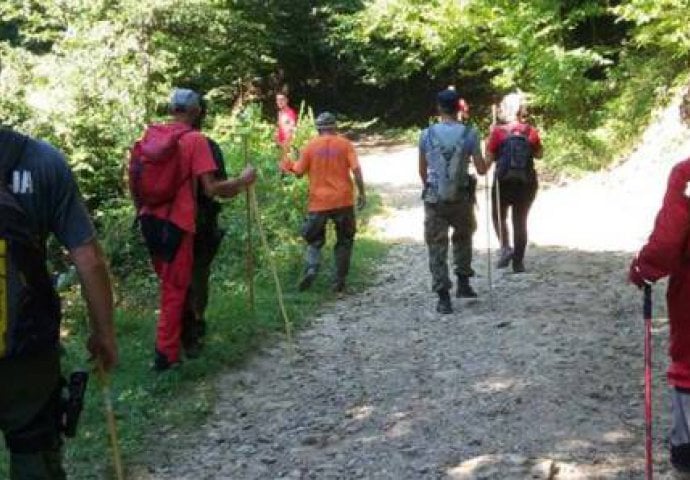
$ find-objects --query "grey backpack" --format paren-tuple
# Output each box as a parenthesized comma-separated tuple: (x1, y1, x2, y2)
(425, 124, 470, 202)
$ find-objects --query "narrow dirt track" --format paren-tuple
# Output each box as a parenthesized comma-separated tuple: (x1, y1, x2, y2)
(133, 100, 690, 479)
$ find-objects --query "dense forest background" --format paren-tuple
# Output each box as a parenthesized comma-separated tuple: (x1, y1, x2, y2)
(1, 2, 690, 475)
(1, 0, 690, 214)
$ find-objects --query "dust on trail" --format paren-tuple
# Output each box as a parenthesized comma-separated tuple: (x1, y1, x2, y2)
(133, 98, 690, 479)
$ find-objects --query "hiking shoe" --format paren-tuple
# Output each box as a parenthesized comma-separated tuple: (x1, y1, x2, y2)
(512, 259, 526, 273)
(456, 276, 478, 298)
(298, 268, 317, 291)
(436, 290, 453, 314)
(153, 351, 181, 372)
(496, 247, 513, 269)
(332, 278, 346, 293)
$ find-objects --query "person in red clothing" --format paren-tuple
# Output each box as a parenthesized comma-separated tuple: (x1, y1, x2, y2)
(629, 94, 690, 478)
(280, 112, 366, 292)
(276, 92, 297, 161)
(485, 92, 543, 273)
(458, 98, 470, 123)
(137, 88, 257, 371)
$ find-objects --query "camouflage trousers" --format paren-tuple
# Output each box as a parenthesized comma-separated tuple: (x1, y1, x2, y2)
(424, 200, 476, 293)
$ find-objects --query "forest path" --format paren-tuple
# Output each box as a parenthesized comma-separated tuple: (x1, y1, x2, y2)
(133, 100, 690, 479)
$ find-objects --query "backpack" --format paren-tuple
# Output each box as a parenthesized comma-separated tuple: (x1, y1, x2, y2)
(425, 123, 471, 202)
(0, 129, 61, 360)
(128, 124, 192, 210)
(495, 125, 534, 184)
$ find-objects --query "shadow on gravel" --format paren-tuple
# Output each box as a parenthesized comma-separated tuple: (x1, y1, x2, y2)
(127, 244, 673, 480)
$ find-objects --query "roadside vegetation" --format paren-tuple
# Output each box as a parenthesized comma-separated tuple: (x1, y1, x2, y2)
(1, 0, 690, 476)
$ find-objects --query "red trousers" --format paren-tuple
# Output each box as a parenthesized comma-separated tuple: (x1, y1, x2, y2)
(153, 233, 194, 362)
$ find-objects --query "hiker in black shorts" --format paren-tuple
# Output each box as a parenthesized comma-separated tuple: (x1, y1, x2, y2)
(485, 93, 544, 273)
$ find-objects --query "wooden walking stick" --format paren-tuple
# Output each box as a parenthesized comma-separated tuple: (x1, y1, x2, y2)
(95, 362, 125, 480)
(643, 284, 654, 480)
(241, 133, 255, 315)
(248, 185, 294, 353)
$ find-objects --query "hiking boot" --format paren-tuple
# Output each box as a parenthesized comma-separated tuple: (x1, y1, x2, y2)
(332, 278, 346, 294)
(153, 350, 181, 372)
(512, 259, 526, 273)
(456, 275, 478, 298)
(436, 290, 453, 314)
(497, 247, 513, 269)
(298, 267, 318, 291)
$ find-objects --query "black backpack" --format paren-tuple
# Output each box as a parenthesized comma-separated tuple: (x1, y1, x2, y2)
(495, 125, 534, 184)
(0, 129, 61, 359)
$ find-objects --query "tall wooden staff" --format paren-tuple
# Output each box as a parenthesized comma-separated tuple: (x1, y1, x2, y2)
(96, 363, 125, 480)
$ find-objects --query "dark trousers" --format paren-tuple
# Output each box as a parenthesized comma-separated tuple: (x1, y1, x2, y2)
(301, 207, 356, 282)
(0, 351, 65, 480)
(491, 177, 538, 263)
(182, 225, 224, 348)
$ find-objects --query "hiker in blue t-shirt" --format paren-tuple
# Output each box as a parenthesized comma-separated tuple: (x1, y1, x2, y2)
(0, 129, 117, 479)
(419, 89, 489, 314)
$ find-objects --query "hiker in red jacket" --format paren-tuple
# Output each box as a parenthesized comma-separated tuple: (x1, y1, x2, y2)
(629, 95, 690, 478)
(133, 88, 257, 371)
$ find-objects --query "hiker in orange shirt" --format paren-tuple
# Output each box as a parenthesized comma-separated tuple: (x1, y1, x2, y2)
(280, 112, 366, 293)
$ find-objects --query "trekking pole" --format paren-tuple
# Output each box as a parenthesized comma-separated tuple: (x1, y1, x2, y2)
(241, 133, 256, 315)
(484, 173, 493, 310)
(491, 103, 505, 258)
(643, 283, 654, 480)
(248, 184, 294, 354)
(95, 362, 125, 480)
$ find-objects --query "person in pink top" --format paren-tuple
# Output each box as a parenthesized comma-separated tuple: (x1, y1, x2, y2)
(276, 92, 297, 161)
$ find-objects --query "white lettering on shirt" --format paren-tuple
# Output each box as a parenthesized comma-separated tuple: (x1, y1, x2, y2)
(685, 181, 690, 199)
(10, 171, 33, 194)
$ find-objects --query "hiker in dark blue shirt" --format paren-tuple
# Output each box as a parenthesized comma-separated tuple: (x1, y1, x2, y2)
(0, 129, 117, 479)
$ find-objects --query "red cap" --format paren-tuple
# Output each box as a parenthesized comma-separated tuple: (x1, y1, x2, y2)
(458, 99, 469, 114)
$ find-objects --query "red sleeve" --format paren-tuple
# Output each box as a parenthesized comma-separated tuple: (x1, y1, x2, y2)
(288, 108, 297, 123)
(487, 127, 504, 155)
(183, 132, 217, 176)
(528, 126, 542, 150)
(637, 160, 690, 281)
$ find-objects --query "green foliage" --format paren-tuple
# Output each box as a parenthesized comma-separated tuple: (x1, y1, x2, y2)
(612, 0, 690, 58)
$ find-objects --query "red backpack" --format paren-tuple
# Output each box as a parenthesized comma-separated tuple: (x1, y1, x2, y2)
(128, 124, 192, 210)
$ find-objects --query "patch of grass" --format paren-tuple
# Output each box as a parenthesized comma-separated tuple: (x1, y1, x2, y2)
(0, 195, 388, 479)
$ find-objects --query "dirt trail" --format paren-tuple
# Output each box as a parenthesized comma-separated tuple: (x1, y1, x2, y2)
(133, 98, 690, 479)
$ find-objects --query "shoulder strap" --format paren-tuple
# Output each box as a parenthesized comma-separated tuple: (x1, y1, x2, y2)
(429, 123, 467, 149)
(0, 129, 28, 184)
